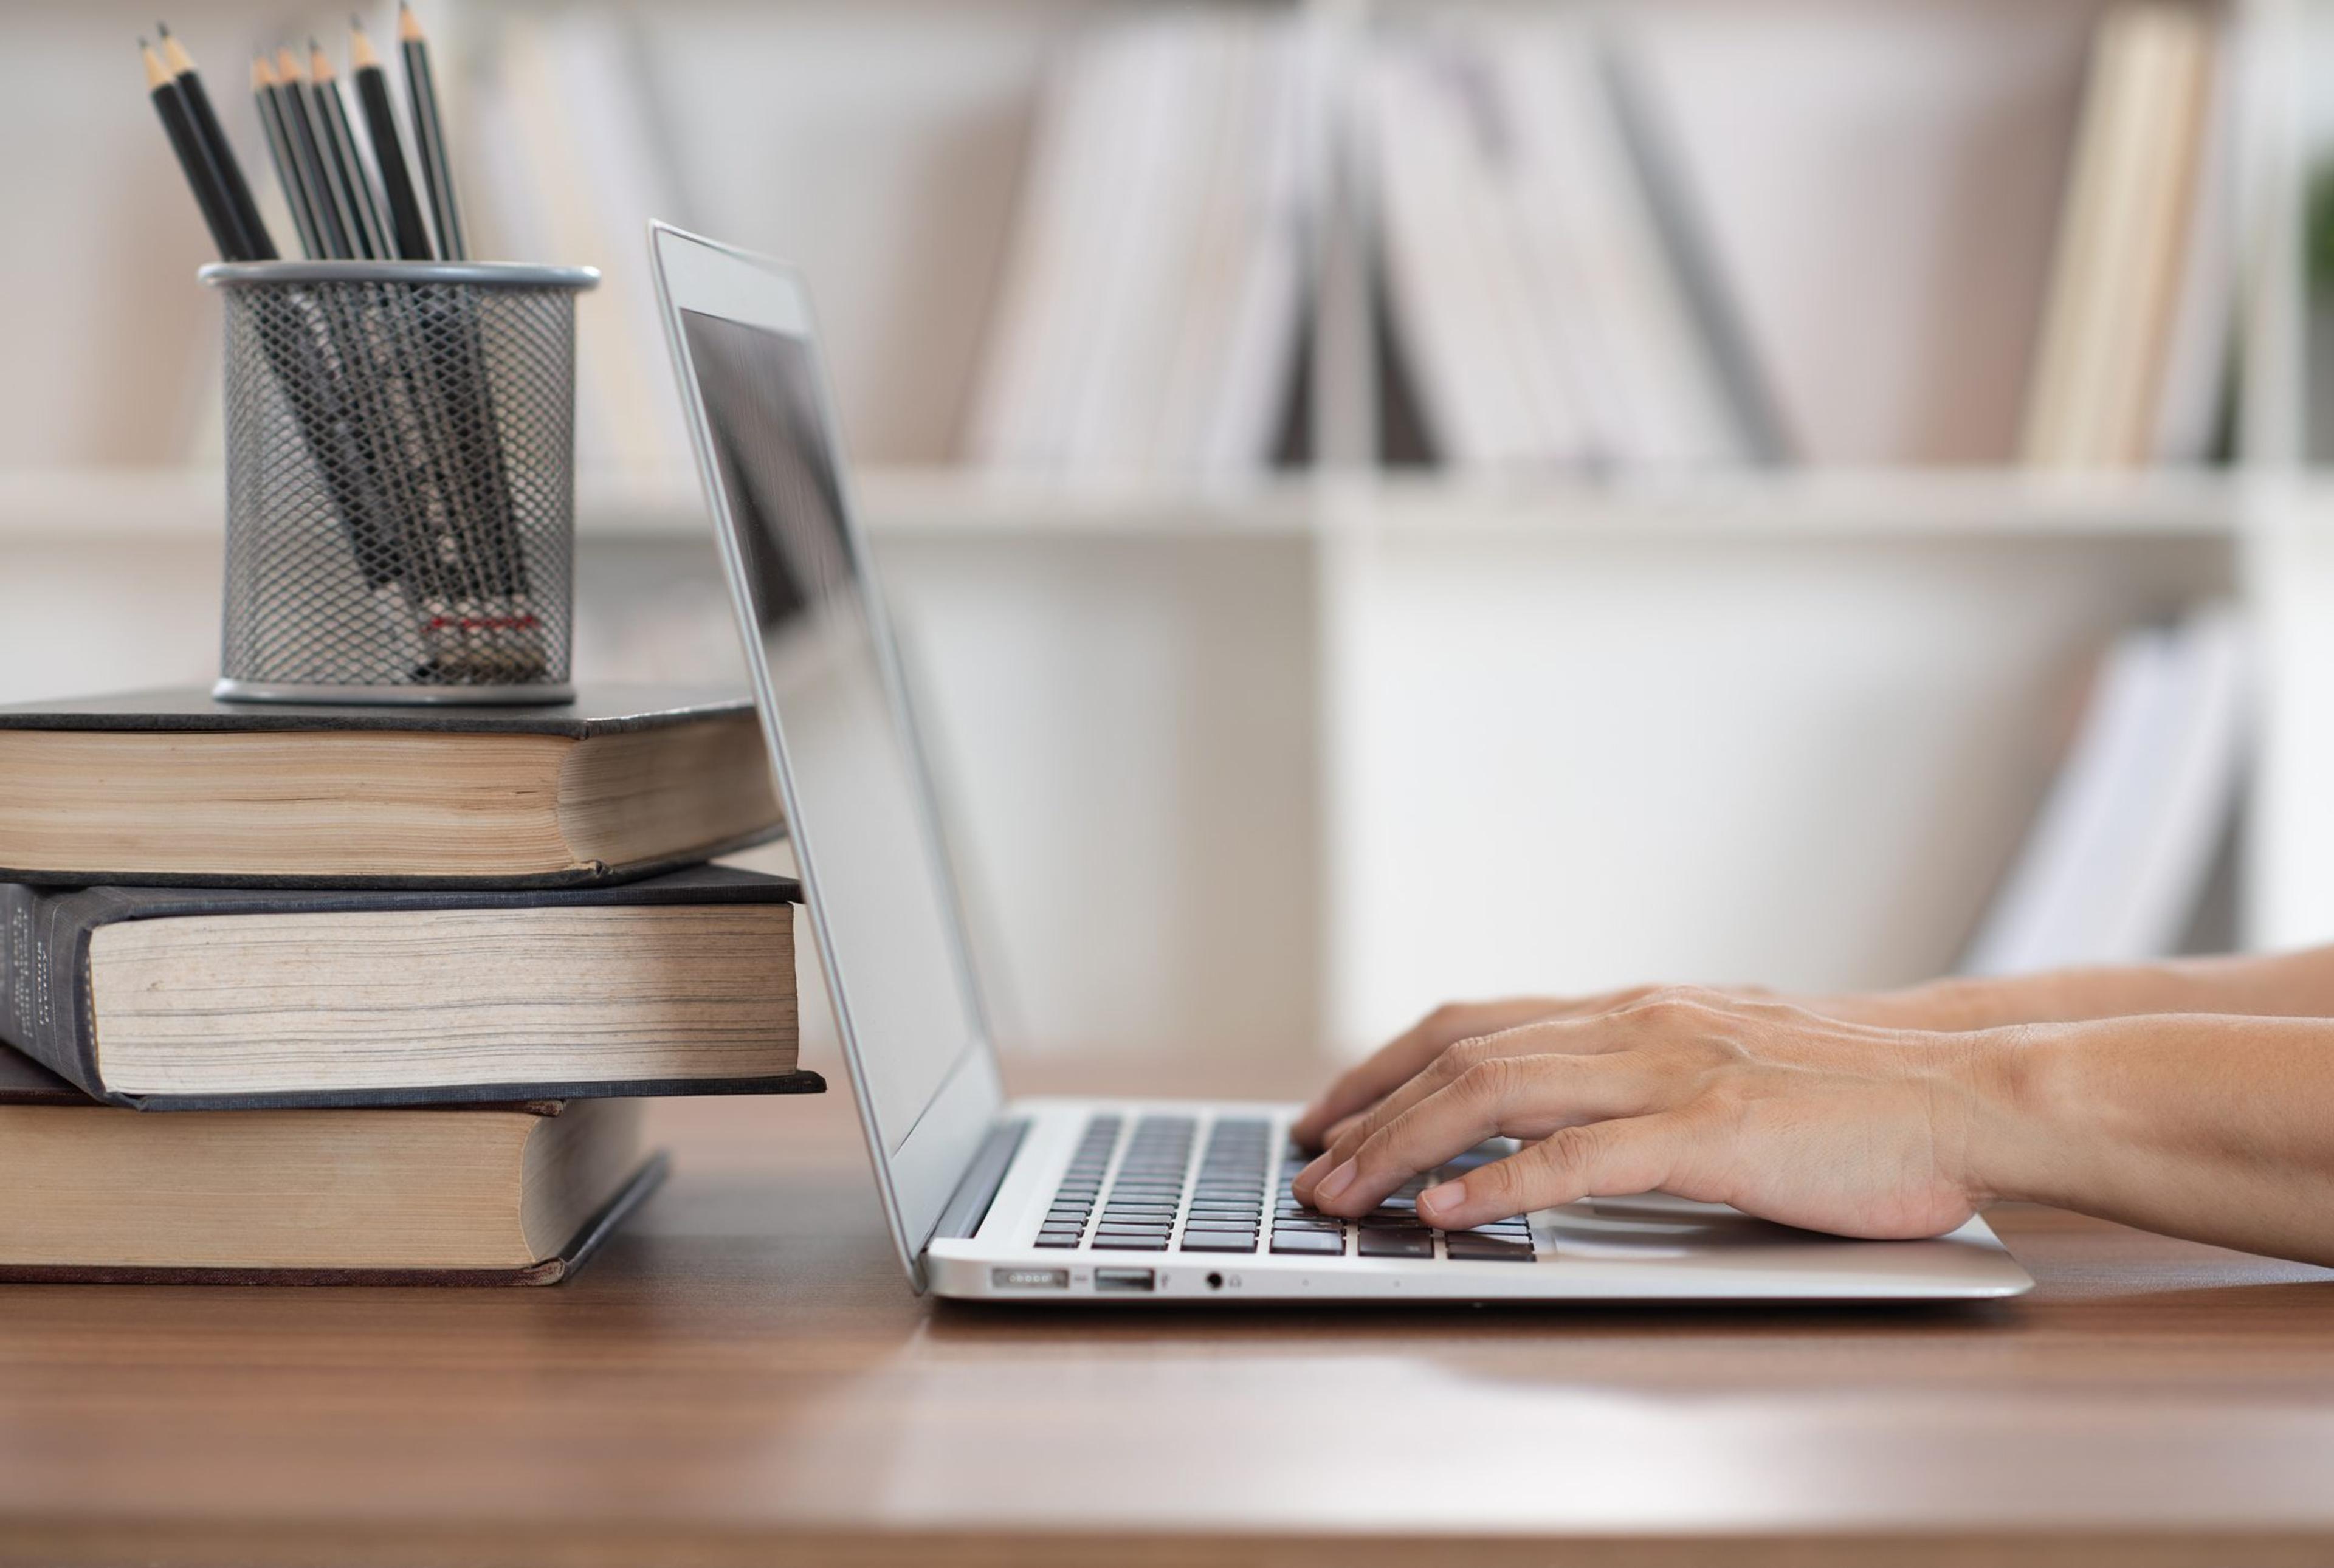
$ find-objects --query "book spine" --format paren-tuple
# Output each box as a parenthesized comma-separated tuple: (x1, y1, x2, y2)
(0, 884, 109, 1101)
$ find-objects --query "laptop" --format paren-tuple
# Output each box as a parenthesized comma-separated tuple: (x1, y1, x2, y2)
(648, 222, 2034, 1304)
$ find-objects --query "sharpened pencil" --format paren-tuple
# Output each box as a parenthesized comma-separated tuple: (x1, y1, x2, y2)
(157, 22, 275, 260)
(275, 45, 351, 258)
(252, 55, 322, 258)
(349, 18, 434, 258)
(310, 38, 390, 260)
(399, 2, 466, 260)
(142, 37, 247, 260)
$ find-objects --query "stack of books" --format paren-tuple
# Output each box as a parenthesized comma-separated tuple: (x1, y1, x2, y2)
(0, 684, 816, 1285)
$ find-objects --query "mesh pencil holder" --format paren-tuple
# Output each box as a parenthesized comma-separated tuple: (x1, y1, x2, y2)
(201, 260, 601, 704)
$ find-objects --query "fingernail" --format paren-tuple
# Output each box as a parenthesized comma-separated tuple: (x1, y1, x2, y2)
(1418, 1179, 1465, 1222)
(1315, 1158, 1358, 1203)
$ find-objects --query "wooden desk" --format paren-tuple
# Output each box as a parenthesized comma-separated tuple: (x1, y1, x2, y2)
(5, 1054, 2334, 1567)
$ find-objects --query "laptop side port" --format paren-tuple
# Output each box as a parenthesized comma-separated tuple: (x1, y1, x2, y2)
(1093, 1268, 1155, 1292)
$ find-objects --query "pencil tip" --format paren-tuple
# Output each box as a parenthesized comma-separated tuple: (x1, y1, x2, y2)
(155, 20, 171, 36)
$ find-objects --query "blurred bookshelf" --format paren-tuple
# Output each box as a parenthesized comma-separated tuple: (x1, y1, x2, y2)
(2, 0, 2289, 522)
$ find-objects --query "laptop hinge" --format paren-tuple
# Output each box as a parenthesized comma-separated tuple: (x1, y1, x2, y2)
(933, 1116, 1029, 1241)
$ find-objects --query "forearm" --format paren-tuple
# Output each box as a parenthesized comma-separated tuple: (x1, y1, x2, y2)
(1969, 1013, 2334, 1266)
(1816, 944, 2334, 1032)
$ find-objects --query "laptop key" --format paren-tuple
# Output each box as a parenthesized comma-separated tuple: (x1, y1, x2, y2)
(1444, 1235, 1536, 1262)
(1356, 1230, 1434, 1259)
(1270, 1229, 1345, 1255)
(1180, 1234, 1258, 1253)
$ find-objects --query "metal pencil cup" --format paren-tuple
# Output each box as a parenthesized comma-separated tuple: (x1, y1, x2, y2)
(202, 261, 601, 704)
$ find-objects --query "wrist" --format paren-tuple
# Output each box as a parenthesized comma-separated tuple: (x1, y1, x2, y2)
(1956, 1022, 2076, 1207)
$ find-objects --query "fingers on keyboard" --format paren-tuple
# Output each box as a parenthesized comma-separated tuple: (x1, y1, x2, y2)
(1039, 1116, 1537, 1261)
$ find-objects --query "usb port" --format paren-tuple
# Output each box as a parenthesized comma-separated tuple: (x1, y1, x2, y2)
(1093, 1268, 1155, 1293)
(991, 1268, 1068, 1290)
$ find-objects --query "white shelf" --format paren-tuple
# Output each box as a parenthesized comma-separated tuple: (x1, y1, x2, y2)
(1344, 467, 2245, 540)
(577, 468, 1321, 540)
(0, 466, 2249, 545)
(594, 466, 2246, 542)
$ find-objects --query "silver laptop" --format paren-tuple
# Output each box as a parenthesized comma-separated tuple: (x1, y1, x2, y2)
(649, 222, 2034, 1305)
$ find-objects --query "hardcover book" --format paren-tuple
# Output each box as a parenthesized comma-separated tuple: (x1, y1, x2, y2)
(0, 865, 822, 1110)
(0, 1045, 663, 1285)
(0, 684, 784, 887)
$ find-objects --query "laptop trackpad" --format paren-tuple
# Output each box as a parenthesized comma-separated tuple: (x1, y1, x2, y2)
(1532, 1193, 1839, 1259)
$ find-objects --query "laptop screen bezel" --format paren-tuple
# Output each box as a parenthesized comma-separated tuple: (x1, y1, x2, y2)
(648, 221, 1005, 1293)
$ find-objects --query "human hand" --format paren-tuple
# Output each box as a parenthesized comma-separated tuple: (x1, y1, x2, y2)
(1289, 985, 1772, 1151)
(1288, 988, 1997, 1240)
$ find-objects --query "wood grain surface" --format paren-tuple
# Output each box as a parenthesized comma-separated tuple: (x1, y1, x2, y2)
(2, 1048, 2332, 1567)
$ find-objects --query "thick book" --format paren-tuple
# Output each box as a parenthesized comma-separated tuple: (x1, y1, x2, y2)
(0, 865, 823, 1111)
(2020, 6, 2219, 468)
(0, 1045, 662, 1285)
(0, 684, 783, 887)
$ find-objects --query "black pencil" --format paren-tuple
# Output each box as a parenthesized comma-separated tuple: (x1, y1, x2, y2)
(349, 19, 434, 259)
(309, 39, 390, 260)
(275, 46, 351, 258)
(142, 37, 246, 260)
(252, 55, 321, 258)
(157, 23, 275, 261)
(398, 2, 465, 260)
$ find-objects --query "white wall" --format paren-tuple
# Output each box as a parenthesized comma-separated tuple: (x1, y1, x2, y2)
(1321, 523, 2234, 1048)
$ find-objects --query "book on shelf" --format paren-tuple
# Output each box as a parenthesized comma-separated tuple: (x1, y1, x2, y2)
(1961, 603, 2247, 975)
(0, 1044, 661, 1285)
(467, 9, 695, 479)
(1367, 13, 1789, 473)
(964, 11, 1313, 480)
(2021, 4, 2233, 470)
(0, 865, 815, 1110)
(0, 684, 782, 887)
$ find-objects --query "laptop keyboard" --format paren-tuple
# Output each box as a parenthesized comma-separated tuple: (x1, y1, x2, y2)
(1032, 1113, 1536, 1262)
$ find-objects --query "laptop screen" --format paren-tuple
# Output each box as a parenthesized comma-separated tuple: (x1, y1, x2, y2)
(676, 303, 987, 1163)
